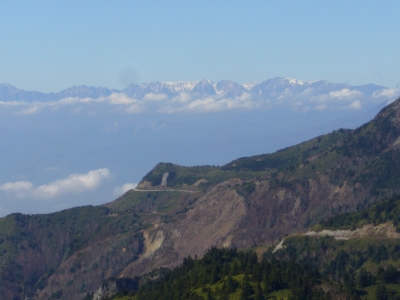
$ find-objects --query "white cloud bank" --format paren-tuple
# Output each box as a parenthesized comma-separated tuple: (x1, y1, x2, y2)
(1, 87, 399, 115)
(329, 89, 362, 99)
(373, 88, 400, 104)
(113, 183, 137, 197)
(0, 168, 110, 199)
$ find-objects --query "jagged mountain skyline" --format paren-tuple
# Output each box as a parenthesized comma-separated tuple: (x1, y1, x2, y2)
(0, 77, 397, 115)
(0, 76, 398, 218)
(0, 77, 390, 101)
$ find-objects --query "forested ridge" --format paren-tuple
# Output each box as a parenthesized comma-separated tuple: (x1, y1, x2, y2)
(107, 247, 351, 300)
(105, 244, 400, 300)
(103, 194, 400, 300)
(313, 194, 400, 232)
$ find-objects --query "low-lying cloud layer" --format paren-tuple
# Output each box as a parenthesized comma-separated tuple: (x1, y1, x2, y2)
(0, 79, 399, 217)
(0, 168, 110, 199)
(1, 77, 399, 115)
(0, 87, 398, 116)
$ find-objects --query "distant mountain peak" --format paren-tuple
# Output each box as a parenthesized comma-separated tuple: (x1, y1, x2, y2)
(0, 83, 18, 90)
(0, 78, 393, 106)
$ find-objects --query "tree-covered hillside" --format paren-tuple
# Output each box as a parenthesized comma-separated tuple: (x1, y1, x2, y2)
(107, 242, 400, 300)
(106, 194, 400, 300)
(312, 194, 400, 232)
(109, 247, 355, 300)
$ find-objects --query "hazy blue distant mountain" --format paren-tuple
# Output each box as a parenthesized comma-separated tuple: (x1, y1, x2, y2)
(0, 83, 49, 101)
(215, 80, 247, 97)
(53, 85, 115, 100)
(0, 84, 116, 102)
(0, 77, 389, 102)
(0, 77, 397, 220)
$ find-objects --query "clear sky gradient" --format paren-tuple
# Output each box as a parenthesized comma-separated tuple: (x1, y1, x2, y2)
(1, 1, 399, 92)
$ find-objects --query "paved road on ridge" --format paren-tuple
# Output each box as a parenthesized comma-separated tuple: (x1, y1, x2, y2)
(133, 188, 197, 193)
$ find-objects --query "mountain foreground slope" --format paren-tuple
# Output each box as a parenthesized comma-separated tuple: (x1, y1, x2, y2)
(113, 193, 400, 300)
(2, 97, 400, 299)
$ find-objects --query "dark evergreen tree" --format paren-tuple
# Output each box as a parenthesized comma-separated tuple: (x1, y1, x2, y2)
(240, 274, 254, 300)
(375, 284, 388, 300)
(357, 268, 373, 288)
(343, 271, 356, 293)
(382, 264, 400, 284)
(224, 275, 238, 294)
(254, 282, 265, 300)
(206, 288, 215, 300)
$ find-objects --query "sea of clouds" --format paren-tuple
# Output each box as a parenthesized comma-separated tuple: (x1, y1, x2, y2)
(0, 85, 399, 116)
(0, 85, 399, 217)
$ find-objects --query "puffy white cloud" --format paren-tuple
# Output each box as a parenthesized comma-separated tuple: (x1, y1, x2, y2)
(373, 88, 400, 98)
(0, 169, 110, 199)
(329, 89, 362, 99)
(159, 92, 256, 113)
(3, 85, 398, 115)
(57, 97, 87, 105)
(187, 97, 222, 112)
(34, 168, 110, 198)
(0, 181, 34, 198)
(373, 88, 400, 105)
(0, 100, 24, 106)
(143, 93, 168, 102)
(349, 100, 362, 110)
(106, 93, 137, 105)
(172, 92, 191, 103)
(113, 183, 137, 197)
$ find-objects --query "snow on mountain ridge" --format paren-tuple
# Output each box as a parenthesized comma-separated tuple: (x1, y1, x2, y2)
(163, 81, 197, 92)
(0, 78, 393, 109)
(0, 83, 16, 89)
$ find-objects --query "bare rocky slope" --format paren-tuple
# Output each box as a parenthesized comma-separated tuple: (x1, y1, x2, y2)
(2, 98, 400, 299)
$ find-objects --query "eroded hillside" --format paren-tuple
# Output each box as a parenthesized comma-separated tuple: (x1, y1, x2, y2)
(1, 97, 400, 299)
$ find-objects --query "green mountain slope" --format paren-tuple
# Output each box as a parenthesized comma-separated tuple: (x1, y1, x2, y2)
(112, 247, 342, 300)
(109, 194, 400, 300)
(314, 194, 400, 231)
(109, 239, 400, 300)
(1, 98, 400, 299)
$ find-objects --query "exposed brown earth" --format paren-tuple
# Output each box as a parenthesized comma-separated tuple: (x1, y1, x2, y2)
(305, 221, 400, 240)
(2, 97, 400, 299)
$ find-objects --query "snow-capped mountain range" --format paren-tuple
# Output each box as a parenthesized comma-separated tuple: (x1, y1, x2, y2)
(0, 77, 398, 114)
(0, 77, 399, 218)
(0, 77, 389, 101)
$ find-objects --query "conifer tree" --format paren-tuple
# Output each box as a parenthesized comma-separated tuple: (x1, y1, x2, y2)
(206, 289, 215, 300)
(240, 274, 254, 300)
(254, 282, 265, 300)
(375, 284, 388, 300)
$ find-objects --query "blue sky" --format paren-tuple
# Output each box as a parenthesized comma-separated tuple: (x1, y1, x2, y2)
(1, 1, 399, 92)
(0, 1, 400, 216)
